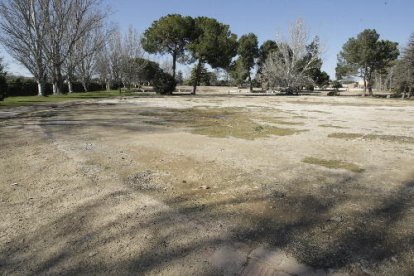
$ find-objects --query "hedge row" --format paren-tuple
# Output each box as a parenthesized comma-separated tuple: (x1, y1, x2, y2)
(5, 78, 105, 96)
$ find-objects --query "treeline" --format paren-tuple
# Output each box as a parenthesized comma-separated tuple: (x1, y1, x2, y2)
(0, 1, 413, 99)
(141, 15, 329, 94)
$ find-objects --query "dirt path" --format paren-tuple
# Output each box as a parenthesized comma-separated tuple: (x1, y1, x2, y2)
(1, 96, 414, 275)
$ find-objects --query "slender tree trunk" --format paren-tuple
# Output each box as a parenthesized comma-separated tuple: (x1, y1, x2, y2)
(68, 80, 73, 93)
(53, 65, 64, 94)
(368, 83, 373, 96)
(106, 80, 110, 91)
(362, 75, 366, 97)
(192, 60, 202, 95)
(172, 51, 177, 80)
(52, 82, 57, 95)
(82, 81, 88, 92)
(37, 81, 45, 96)
(248, 73, 253, 92)
(379, 74, 382, 92)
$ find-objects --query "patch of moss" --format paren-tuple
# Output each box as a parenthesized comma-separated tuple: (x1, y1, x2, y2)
(303, 157, 364, 173)
(307, 110, 330, 114)
(328, 132, 414, 144)
(140, 107, 306, 140)
(328, 133, 363, 139)
(319, 124, 347, 129)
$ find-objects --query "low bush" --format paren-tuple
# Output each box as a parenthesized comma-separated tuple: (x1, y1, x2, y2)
(153, 71, 176, 95)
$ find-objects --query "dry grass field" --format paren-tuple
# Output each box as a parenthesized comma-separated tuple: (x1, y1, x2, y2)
(1, 95, 414, 275)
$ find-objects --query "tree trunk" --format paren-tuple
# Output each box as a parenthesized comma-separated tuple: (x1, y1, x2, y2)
(52, 82, 57, 95)
(82, 81, 88, 92)
(53, 64, 64, 94)
(37, 81, 45, 96)
(192, 60, 202, 95)
(368, 82, 373, 96)
(68, 80, 73, 93)
(362, 75, 366, 97)
(172, 51, 177, 80)
(106, 81, 111, 91)
(248, 73, 253, 92)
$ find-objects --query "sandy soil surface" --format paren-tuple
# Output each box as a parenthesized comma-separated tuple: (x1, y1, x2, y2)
(1, 95, 414, 275)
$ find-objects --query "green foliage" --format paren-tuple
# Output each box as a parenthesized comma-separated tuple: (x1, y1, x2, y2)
(141, 14, 194, 77)
(188, 17, 238, 93)
(134, 58, 161, 83)
(153, 70, 176, 94)
(176, 70, 184, 85)
(393, 33, 414, 94)
(189, 17, 238, 68)
(310, 69, 330, 88)
(190, 63, 216, 86)
(237, 33, 259, 90)
(332, 80, 342, 91)
(229, 59, 249, 87)
(336, 29, 399, 94)
(258, 40, 278, 69)
(0, 58, 7, 101)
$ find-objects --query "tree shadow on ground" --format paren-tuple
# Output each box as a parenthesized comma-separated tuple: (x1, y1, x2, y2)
(1, 175, 413, 275)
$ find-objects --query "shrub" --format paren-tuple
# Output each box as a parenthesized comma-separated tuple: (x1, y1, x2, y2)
(153, 71, 176, 94)
(332, 81, 342, 91)
(327, 90, 340, 96)
(0, 73, 6, 101)
(0, 61, 7, 100)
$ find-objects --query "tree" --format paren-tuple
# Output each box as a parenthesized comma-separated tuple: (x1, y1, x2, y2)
(262, 19, 322, 93)
(257, 40, 279, 89)
(0, 58, 7, 100)
(394, 33, 414, 97)
(310, 68, 330, 88)
(188, 17, 238, 94)
(332, 80, 342, 91)
(176, 70, 184, 85)
(41, 0, 106, 94)
(73, 27, 106, 92)
(153, 70, 176, 94)
(229, 59, 248, 87)
(141, 14, 194, 80)
(237, 33, 259, 91)
(336, 29, 399, 96)
(0, 0, 48, 96)
(119, 26, 147, 89)
(190, 63, 210, 86)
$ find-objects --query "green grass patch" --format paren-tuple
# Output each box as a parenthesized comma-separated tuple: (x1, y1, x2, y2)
(303, 157, 364, 173)
(328, 133, 363, 139)
(0, 91, 151, 109)
(319, 124, 347, 129)
(328, 132, 414, 144)
(140, 107, 306, 140)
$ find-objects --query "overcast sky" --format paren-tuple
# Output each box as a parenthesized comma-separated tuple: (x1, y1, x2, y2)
(1, 0, 413, 79)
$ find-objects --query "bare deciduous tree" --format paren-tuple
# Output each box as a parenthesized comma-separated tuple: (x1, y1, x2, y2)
(0, 0, 48, 96)
(41, 0, 106, 94)
(262, 19, 322, 93)
(74, 27, 106, 92)
(119, 26, 146, 89)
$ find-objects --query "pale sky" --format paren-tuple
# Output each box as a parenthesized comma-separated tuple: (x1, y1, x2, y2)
(1, 0, 413, 79)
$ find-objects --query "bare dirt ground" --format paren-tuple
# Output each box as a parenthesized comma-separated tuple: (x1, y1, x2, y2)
(1, 95, 414, 275)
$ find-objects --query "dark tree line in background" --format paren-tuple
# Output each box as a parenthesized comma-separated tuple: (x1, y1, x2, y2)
(0, 3, 413, 98)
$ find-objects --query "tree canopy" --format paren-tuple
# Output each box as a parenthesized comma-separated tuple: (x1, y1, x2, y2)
(141, 14, 194, 79)
(237, 33, 259, 91)
(188, 17, 238, 93)
(393, 33, 414, 96)
(336, 29, 399, 95)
